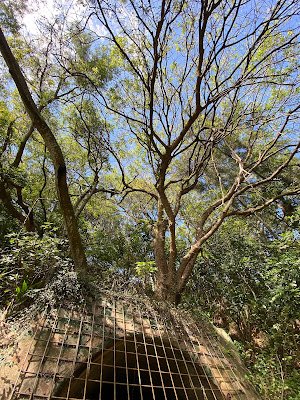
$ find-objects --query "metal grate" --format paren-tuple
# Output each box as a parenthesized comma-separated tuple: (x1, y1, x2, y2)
(11, 295, 251, 400)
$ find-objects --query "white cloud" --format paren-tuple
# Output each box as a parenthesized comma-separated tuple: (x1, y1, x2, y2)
(22, 0, 57, 35)
(21, 0, 87, 36)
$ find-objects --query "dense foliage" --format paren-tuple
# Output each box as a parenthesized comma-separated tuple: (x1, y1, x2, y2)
(185, 210, 300, 399)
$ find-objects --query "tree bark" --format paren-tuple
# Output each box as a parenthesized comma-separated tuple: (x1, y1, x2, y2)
(154, 245, 198, 305)
(155, 268, 182, 305)
(0, 181, 35, 232)
(0, 28, 87, 271)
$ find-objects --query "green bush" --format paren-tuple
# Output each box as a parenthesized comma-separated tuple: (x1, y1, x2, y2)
(0, 229, 69, 309)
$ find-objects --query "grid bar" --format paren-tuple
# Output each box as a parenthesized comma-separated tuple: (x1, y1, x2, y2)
(11, 295, 256, 400)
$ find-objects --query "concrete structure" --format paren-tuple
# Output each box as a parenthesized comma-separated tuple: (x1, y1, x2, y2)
(2, 292, 260, 400)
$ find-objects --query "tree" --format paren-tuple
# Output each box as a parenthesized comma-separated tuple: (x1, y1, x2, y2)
(0, 27, 89, 271)
(84, 0, 300, 302)
(0, 6, 115, 271)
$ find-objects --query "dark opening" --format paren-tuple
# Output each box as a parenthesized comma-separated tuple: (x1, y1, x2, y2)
(54, 335, 225, 400)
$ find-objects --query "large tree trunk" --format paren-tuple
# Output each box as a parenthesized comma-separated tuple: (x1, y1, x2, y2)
(154, 259, 197, 305)
(153, 204, 183, 305)
(0, 28, 87, 272)
(153, 202, 200, 304)
(155, 268, 181, 305)
(153, 200, 179, 302)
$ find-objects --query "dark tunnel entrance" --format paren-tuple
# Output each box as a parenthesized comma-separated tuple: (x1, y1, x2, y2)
(55, 335, 225, 400)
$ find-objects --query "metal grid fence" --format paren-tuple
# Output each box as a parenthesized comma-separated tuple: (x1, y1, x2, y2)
(11, 295, 251, 400)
